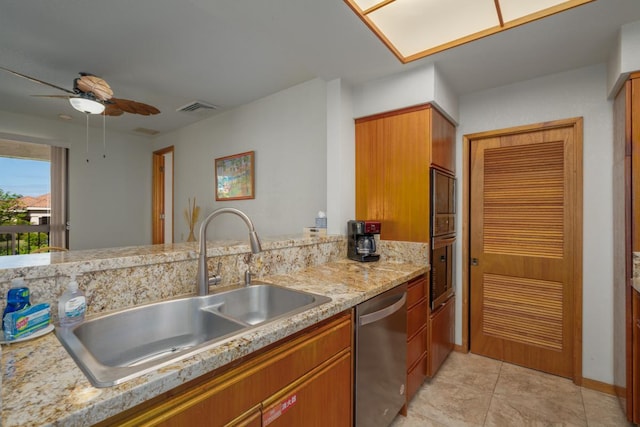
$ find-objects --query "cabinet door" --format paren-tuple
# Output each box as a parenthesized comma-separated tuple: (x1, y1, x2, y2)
(428, 296, 455, 377)
(356, 118, 385, 223)
(355, 106, 431, 242)
(633, 289, 640, 424)
(430, 108, 456, 173)
(262, 353, 352, 427)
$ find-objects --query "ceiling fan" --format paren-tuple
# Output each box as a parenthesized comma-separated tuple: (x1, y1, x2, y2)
(0, 66, 160, 116)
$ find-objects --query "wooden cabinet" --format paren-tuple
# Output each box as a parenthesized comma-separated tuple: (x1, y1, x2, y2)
(355, 104, 455, 242)
(98, 312, 352, 427)
(614, 71, 640, 424)
(633, 289, 640, 423)
(403, 274, 428, 412)
(427, 295, 455, 377)
(356, 103, 456, 392)
(430, 109, 456, 174)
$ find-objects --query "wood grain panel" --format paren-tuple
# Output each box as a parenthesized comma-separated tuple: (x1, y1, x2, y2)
(382, 108, 430, 241)
(355, 104, 443, 243)
(483, 273, 563, 351)
(427, 295, 455, 377)
(431, 108, 456, 173)
(483, 141, 564, 258)
(469, 118, 582, 380)
(355, 118, 384, 222)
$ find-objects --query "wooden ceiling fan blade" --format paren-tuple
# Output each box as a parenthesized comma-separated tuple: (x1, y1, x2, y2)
(103, 103, 124, 116)
(0, 66, 75, 95)
(76, 75, 113, 101)
(110, 97, 160, 115)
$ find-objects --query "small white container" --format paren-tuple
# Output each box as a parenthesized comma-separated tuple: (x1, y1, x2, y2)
(58, 274, 86, 327)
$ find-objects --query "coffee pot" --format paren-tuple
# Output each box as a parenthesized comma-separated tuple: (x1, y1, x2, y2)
(348, 220, 381, 262)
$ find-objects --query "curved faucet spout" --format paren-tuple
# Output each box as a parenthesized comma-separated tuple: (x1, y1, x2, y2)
(196, 208, 262, 296)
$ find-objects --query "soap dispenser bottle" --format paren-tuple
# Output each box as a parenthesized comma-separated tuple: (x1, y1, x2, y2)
(58, 274, 86, 327)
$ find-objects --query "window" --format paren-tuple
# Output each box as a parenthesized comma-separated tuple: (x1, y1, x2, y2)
(0, 139, 68, 255)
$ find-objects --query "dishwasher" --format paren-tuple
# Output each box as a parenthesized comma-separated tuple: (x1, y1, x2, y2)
(354, 283, 407, 427)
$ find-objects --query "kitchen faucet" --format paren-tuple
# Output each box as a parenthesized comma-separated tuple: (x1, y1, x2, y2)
(196, 207, 262, 296)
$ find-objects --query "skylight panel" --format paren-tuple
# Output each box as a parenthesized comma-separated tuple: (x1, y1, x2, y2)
(344, 0, 596, 63)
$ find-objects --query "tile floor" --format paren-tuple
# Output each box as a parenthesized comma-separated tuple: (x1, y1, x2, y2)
(392, 351, 631, 426)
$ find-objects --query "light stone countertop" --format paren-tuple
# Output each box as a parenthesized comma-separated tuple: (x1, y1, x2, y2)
(1, 257, 428, 427)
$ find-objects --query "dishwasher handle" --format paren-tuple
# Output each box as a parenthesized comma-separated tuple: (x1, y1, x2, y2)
(358, 293, 407, 326)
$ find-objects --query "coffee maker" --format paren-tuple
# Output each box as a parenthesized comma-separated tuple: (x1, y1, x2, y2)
(348, 220, 381, 262)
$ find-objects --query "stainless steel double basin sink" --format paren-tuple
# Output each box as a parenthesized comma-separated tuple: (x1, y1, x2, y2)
(55, 284, 331, 387)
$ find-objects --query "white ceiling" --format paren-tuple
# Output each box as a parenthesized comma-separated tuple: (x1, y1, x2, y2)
(0, 0, 638, 136)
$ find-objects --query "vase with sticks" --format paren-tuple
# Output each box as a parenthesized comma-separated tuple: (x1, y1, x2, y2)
(184, 197, 200, 242)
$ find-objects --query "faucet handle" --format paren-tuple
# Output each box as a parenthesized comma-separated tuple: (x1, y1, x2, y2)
(244, 269, 252, 286)
(208, 261, 222, 286)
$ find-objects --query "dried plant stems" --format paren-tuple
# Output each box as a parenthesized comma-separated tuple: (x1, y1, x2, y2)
(184, 197, 200, 241)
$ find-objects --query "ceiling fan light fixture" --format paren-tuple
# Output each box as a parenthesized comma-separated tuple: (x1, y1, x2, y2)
(69, 97, 105, 114)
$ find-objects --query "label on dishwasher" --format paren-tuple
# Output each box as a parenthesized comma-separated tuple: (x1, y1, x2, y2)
(263, 393, 297, 425)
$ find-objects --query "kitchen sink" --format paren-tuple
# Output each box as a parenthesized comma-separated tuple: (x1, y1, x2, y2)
(55, 283, 331, 387)
(210, 284, 325, 325)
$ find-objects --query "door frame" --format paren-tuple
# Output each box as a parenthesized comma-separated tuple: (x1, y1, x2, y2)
(461, 117, 583, 383)
(152, 146, 174, 244)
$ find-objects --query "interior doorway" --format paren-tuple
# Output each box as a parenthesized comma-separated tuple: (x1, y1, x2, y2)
(462, 118, 583, 382)
(152, 146, 174, 244)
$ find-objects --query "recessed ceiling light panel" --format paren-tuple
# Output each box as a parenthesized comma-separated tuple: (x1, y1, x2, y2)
(344, 0, 596, 63)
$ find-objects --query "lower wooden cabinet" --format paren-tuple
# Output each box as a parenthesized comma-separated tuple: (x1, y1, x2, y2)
(262, 352, 352, 426)
(427, 295, 455, 377)
(632, 289, 640, 424)
(403, 274, 429, 411)
(98, 311, 353, 427)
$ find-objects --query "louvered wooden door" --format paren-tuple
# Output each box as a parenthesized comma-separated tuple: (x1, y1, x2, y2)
(469, 122, 581, 379)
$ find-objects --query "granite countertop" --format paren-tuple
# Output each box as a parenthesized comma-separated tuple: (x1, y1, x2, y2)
(1, 258, 428, 427)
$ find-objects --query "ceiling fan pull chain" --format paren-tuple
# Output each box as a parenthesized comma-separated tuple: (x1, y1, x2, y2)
(85, 113, 90, 163)
(102, 112, 107, 159)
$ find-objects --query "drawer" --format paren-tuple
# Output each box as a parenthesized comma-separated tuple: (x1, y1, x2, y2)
(406, 276, 427, 309)
(407, 299, 428, 338)
(407, 326, 427, 370)
(406, 353, 427, 403)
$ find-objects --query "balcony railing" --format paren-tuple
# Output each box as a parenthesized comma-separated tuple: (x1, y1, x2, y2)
(0, 224, 51, 256)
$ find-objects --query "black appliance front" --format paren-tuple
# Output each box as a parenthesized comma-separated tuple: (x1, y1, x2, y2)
(431, 235, 455, 310)
(430, 167, 456, 310)
(431, 168, 456, 238)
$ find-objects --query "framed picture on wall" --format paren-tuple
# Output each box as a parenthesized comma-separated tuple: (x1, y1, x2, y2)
(215, 151, 255, 201)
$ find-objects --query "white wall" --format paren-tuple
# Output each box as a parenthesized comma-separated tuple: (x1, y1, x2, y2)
(326, 79, 355, 235)
(0, 110, 152, 250)
(153, 79, 327, 242)
(457, 63, 614, 383)
(352, 63, 459, 123)
(607, 19, 640, 97)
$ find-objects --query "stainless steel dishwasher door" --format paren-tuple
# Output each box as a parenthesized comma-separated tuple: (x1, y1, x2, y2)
(354, 283, 407, 427)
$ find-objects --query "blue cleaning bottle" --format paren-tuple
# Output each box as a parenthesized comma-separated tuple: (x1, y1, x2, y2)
(3, 278, 30, 320)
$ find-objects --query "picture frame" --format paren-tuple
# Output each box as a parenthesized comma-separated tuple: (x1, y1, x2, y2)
(215, 151, 255, 201)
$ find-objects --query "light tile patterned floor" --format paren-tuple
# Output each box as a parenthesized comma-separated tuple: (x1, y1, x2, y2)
(392, 352, 631, 426)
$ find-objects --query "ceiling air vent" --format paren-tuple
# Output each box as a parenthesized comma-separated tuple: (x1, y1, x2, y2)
(176, 100, 218, 113)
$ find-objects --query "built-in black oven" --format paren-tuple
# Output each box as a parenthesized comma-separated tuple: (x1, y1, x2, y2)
(431, 168, 456, 238)
(431, 235, 455, 309)
(430, 168, 456, 310)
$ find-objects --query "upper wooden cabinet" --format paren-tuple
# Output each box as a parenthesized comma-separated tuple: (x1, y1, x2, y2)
(355, 104, 456, 242)
(431, 109, 456, 173)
